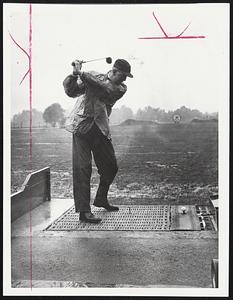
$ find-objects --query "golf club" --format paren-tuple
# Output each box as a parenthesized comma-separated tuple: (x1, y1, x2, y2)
(72, 57, 112, 66)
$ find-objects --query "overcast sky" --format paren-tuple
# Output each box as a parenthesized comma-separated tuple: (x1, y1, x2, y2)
(5, 3, 229, 116)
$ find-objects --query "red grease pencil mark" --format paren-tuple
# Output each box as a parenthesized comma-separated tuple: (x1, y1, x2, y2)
(9, 4, 33, 289)
(29, 3, 33, 290)
(138, 11, 205, 40)
(8, 32, 30, 60)
(8, 33, 31, 85)
(29, 3, 32, 159)
(152, 11, 168, 38)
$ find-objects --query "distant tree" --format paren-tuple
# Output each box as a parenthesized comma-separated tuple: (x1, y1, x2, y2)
(11, 109, 46, 127)
(136, 106, 167, 122)
(43, 103, 65, 127)
(135, 108, 144, 120)
(31, 109, 46, 127)
(143, 106, 155, 121)
(173, 106, 201, 123)
(210, 112, 218, 119)
(166, 110, 174, 122)
(119, 105, 134, 121)
(58, 116, 66, 128)
(110, 105, 134, 125)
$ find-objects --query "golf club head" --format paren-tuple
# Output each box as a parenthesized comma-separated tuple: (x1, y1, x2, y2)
(106, 57, 112, 64)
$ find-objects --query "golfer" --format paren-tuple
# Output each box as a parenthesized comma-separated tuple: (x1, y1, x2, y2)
(63, 59, 133, 223)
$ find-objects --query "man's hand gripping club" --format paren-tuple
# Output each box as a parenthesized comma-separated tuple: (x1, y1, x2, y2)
(72, 60, 83, 76)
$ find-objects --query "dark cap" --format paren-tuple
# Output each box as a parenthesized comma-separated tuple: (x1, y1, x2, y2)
(113, 59, 133, 78)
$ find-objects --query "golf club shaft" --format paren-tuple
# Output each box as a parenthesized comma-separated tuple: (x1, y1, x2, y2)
(83, 57, 108, 63)
(72, 57, 111, 66)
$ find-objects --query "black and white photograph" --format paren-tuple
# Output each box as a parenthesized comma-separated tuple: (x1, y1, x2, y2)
(3, 2, 229, 297)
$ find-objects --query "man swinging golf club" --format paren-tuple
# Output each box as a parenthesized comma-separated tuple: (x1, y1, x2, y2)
(63, 58, 133, 223)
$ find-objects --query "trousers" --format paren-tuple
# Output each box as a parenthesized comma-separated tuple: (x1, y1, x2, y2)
(72, 123, 118, 212)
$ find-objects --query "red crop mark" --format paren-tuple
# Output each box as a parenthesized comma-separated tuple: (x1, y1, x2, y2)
(29, 3, 32, 159)
(9, 4, 33, 290)
(29, 3, 33, 291)
(8, 32, 31, 85)
(138, 11, 205, 39)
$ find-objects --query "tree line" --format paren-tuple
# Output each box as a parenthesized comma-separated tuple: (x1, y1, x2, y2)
(11, 104, 65, 128)
(11, 103, 218, 128)
(109, 105, 217, 124)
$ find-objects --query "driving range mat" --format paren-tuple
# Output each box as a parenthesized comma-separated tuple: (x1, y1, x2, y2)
(45, 205, 170, 231)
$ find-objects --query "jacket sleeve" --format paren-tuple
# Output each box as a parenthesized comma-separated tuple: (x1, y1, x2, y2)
(63, 74, 85, 98)
(80, 72, 127, 104)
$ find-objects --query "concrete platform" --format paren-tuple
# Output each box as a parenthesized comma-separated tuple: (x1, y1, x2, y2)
(11, 198, 218, 288)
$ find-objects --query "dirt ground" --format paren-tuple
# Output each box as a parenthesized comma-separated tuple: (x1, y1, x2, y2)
(11, 123, 218, 205)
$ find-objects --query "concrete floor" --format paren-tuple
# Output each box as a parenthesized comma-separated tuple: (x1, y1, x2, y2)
(11, 198, 218, 288)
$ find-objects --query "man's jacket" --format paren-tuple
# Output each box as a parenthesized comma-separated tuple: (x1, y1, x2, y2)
(63, 71, 127, 139)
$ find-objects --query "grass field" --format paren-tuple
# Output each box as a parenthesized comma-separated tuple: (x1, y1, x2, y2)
(11, 122, 218, 205)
